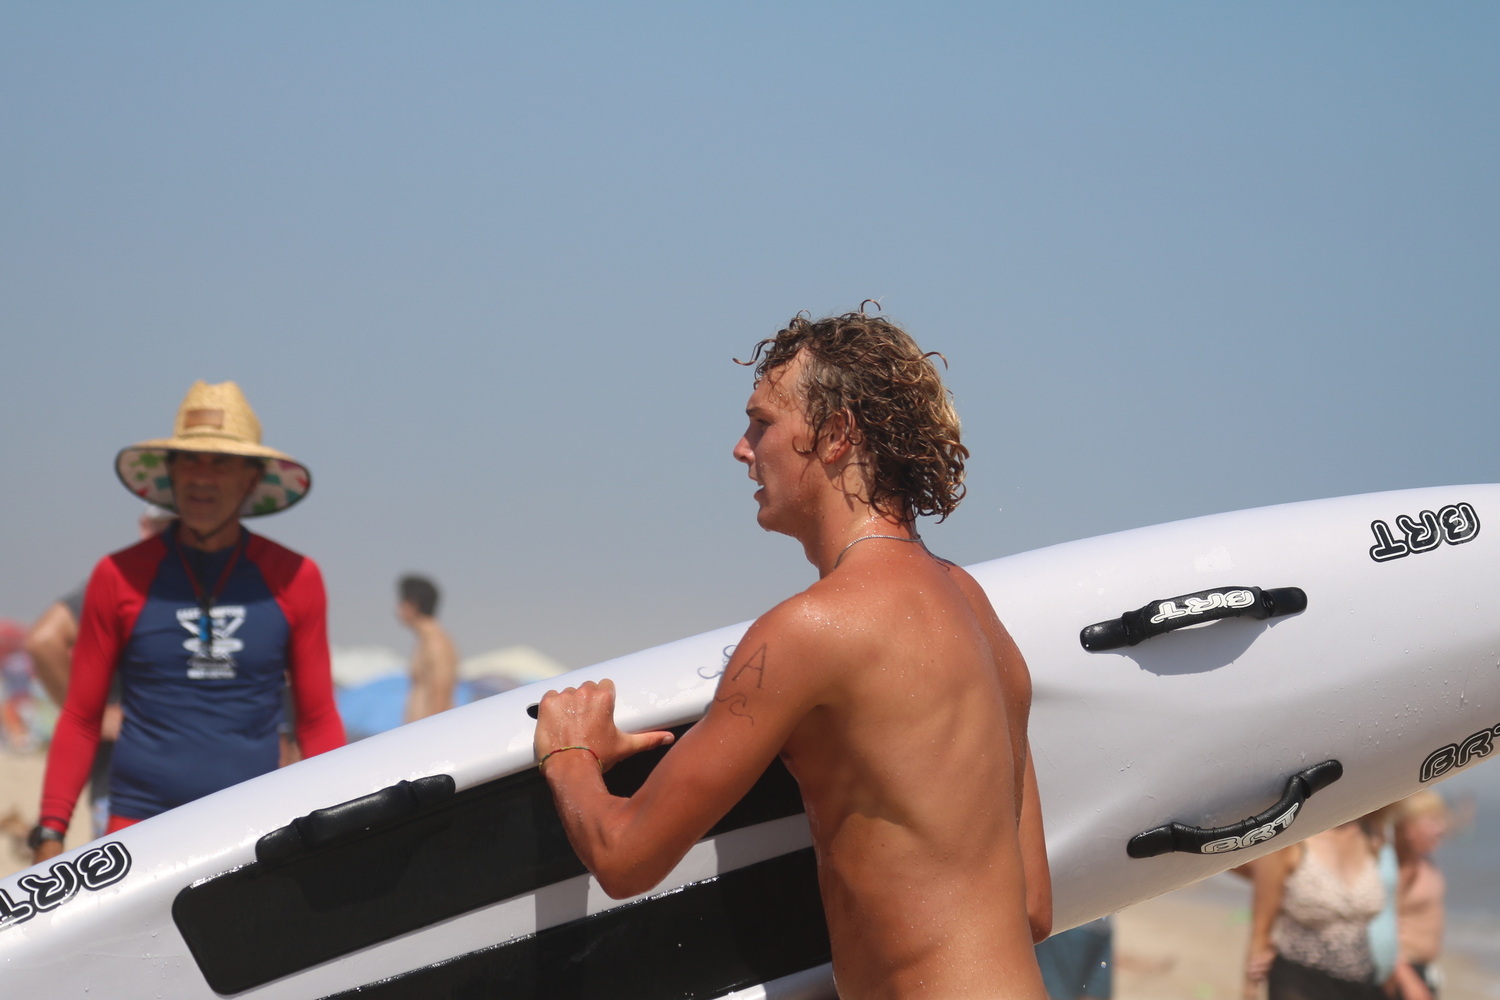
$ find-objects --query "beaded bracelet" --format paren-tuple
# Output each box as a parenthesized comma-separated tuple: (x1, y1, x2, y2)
(539, 745, 603, 772)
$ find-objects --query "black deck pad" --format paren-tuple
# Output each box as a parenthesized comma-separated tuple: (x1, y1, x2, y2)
(173, 727, 808, 995)
(318, 848, 829, 1000)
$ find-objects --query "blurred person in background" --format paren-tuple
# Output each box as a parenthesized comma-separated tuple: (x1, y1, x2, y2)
(396, 574, 458, 723)
(25, 505, 175, 835)
(1245, 819, 1386, 1000)
(0, 621, 36, 751)
(30, 381, 344, 863)
(1389, 791, 1449, 1000)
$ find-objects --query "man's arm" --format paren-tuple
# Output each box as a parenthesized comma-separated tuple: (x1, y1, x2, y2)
(403, 653, 426, 724)
(278, 557, 346, 756)
(404, 626, 457, 723)
(426, 628, 458, 715)
(37, 568, 122, 861)
(535, 609, 822, 899)
(25, 602, 77, 707)
(533, 678, 680, 897)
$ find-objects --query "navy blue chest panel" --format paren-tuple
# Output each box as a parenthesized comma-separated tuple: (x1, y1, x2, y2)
(122, 547, 290, 690)
(108, 542, 293, 818)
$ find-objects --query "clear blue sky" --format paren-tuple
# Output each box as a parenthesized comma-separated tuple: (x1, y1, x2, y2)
(3, 3, 1496, 669)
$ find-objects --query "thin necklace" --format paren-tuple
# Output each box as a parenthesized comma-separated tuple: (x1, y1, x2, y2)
(833, 533, 923, 569)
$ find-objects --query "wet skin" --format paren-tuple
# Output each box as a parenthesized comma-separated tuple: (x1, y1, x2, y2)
(537, 354, 1050, 999)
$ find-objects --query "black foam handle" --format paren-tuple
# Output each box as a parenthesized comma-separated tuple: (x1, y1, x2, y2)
(1126, 760, 1343, 859)
(1080, 585, 1307, 652)
(255, 773, 456, 864)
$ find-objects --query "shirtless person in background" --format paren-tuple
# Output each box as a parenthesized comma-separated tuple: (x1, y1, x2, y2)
(397, 574, 459, 723)
(535, 309, 1051, 999)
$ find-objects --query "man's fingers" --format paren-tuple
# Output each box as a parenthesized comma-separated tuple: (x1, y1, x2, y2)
(629, 729, 675, 754)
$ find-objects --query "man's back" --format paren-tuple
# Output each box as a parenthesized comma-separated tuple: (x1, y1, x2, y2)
(404, 617, 458, 722)
(776, 540, 1046, 998)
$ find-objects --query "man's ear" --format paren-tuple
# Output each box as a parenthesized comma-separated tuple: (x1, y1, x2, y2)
(817, 409, 859, 465)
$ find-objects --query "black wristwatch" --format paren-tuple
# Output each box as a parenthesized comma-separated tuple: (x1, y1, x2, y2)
(26, 824, 65, 851)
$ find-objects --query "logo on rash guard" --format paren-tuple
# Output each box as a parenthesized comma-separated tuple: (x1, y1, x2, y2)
(176, 605, 248, 679)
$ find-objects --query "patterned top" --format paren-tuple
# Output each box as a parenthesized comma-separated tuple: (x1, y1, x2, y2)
(1272, 841, 1386, 982)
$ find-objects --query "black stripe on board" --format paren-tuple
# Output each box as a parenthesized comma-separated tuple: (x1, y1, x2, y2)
(317, 848, 829, 1000)
(173, 726, 806, 995)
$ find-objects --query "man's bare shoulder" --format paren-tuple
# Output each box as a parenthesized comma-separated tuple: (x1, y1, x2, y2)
(821, 548, 983, 624)
(726, 583, 886, 699)
(413, 621, 459, 661)
(746, 585, 850, 654)
(927, 561, 1033, 721)
(942, 556, 1003, 607)
(759, 565, 914, 635)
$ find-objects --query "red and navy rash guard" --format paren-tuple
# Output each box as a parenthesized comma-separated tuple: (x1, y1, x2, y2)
(40, 528, 345, 831)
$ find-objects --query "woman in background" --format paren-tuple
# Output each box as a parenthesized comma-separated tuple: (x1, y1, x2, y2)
(1245, 819, 1386, 1000)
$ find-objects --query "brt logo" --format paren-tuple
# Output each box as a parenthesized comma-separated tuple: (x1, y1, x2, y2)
(1420, 723, 1500, 783)
(1369, 502, 1479, 563)
(0, 842, 132, 930)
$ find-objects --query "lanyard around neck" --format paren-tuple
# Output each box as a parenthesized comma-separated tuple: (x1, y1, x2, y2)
(176, 530, 247, 648)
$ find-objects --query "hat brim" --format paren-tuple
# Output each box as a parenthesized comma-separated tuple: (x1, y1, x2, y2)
(116, 439, 312, 518)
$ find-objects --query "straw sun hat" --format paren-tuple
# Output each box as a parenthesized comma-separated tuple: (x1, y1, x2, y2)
(115, 380, 311, 517)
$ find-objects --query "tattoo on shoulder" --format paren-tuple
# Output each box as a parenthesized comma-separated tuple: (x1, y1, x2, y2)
(714, 644, 767, 724)
(714, 691, 754, 724)
(729, 644, 767, 688)
(696, 644, 739, 680)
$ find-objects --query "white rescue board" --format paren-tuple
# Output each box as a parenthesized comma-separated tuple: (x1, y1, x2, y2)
(2, 485, 1497, 998)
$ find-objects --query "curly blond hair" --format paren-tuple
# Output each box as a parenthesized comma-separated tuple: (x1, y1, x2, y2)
(743, 310, 968, 522)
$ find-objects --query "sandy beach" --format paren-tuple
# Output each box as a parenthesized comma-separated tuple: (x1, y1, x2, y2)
(0, 750, 94, 877)
(1, 748, 1494, 998)
(1113, 879, 1496, 1000)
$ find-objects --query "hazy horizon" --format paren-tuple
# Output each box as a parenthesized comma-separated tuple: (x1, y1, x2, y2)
(4, 4, 1495, 671)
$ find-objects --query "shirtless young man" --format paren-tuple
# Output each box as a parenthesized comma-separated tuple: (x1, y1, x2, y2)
(397, 574, 459, 723)
(535, 311, 1051, 999)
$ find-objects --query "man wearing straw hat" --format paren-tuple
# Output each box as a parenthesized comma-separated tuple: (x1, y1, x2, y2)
(30, 381, 346, 862)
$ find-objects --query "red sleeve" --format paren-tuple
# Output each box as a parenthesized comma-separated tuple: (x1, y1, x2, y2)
(251, 537, 346, 757)
(39, 543, 155, 833)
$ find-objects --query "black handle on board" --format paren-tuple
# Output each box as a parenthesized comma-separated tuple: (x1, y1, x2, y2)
(1080, 585, 1307, 652)
(1126, 759, 1343, 859)
(255, 774, 457, 865)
